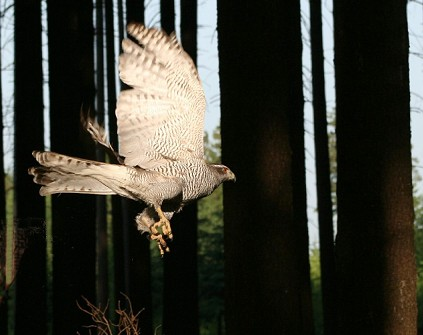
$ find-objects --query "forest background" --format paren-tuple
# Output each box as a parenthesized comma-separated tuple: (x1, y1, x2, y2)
(0, 0, 422, 334)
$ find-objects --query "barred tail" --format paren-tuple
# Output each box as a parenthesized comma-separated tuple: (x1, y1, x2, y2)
(29, 151, 120, 196)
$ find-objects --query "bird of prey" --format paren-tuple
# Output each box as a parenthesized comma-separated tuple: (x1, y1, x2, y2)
(29, 23, 235, 255)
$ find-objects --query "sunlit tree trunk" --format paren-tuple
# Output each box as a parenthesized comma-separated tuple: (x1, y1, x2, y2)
(0, 13, 7, 334)
(334, 1, 417, 333)
(14, 1, 46, 334)
(218, 0, 314, 333)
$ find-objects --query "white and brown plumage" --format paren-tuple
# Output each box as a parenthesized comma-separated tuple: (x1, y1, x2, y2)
(29, 24, 235, 254)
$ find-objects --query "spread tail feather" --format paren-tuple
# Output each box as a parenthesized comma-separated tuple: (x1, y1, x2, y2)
(29, 151, 122, 196)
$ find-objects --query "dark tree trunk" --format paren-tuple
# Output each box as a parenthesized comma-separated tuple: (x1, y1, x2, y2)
(309, 0, 337, 333)
(13, 1, 46, 334)
(180, 0, 197, 61)
(95, 0, 109, 311)
(162, 1, 199, 334)
(116, 5, 153, 334)
(163, 206, 199, 334)
(334, 1, 417, 334)
(47, 1, 96, 333)
(127, 0, 144, 24)
(125, 222, 153, 335)
(218, 0, 314, 333)
(163, 204, 199, 334)
(113, 0, 126, 308)
(105, 0, 125, 321)
(160, 0, 175, 33)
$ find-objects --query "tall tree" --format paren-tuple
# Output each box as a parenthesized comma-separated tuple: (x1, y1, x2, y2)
(334, 1, 417, 333)
(160, 0, 175, 32)
(127, 0, 144, 24)
(13, 1, 46, 334)
(47, 1, 96, 333)
(218, 1, 314, 333)
(95, 0, 109, 311)
(415, 191, 423, 332)
(105, 0, 125, 320)
(117, 4, 153, 334)
(0, 11, 7, 334)
(113, 0, 127, 311)
(162, 0, 199, 334)
(309, 0, 337, 333)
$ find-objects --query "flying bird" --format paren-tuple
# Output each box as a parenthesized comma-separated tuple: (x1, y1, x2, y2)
(29, 24, 235, 254)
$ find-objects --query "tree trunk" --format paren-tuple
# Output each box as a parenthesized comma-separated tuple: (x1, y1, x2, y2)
(95, 0, 109, 311)
(116, 5, 153, 334)
(113, 0, 126, 309)
(218, 1, 314, 333)
(127, 0, 144, 24)
(309, 0, 337, 333)
(334, 1, 417, 333)
(161, 1, 200, 334)
(0, 12, 7, 334)
(163, 204, 199, 334)
(160, 0, 175, 33)
(105, 0, 125, 324)
(47, 1, 96, 333)
(14, 1, 46, 333)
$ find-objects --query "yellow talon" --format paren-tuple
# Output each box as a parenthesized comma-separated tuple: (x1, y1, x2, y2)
(154, 205, 173, 240)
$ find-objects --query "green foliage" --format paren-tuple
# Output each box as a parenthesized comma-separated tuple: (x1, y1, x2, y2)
(1, 174, 14, 294)
(198, 188, 224, 334)
(202, 128, 222, 164)
(415, 190, 423, 331)
(309, 247, 323, 335)
(411, 157, 423, 331)
(197, 128, 225, 334)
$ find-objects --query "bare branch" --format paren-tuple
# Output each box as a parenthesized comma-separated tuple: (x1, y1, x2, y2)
(77, 294, 142, 335)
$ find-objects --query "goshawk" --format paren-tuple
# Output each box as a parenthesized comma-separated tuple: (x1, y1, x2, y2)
(29, 24, 235, 254)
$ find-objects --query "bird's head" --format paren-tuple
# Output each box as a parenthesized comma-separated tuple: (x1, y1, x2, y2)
(210, 164, 236, 183)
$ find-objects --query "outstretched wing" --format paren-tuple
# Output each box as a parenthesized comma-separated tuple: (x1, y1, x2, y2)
(116, 24, 206, 169)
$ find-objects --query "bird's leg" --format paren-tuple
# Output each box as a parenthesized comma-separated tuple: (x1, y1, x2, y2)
(135, 211, 170, 256)
(148, 205, 174, 256)
(153, 205, 174, 240)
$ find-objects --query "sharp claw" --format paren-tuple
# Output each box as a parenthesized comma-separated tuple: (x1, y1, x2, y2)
(135, 206, 173, 255)
(154, 205, 173, 239)
(161, 218, 173, 240)
(150, 233, 170, 256)
(150, 219, 172, 254)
